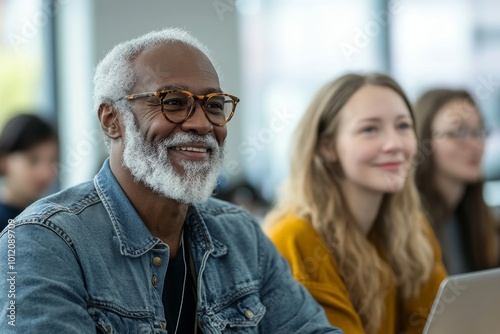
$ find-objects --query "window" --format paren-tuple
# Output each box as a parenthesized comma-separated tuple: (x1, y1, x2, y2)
(0, 0, 55, 127)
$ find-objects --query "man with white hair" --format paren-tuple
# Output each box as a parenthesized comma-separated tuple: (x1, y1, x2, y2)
(0, 28, 342, 333)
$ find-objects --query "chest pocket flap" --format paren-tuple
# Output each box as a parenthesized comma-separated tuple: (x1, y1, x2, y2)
(213, 292, 266, 331)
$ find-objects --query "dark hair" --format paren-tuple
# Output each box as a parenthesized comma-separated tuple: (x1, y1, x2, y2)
(0, 113, 58, 157)
(414, 89, 499, 270)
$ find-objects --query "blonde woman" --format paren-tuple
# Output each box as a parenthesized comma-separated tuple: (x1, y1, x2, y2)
(265, 73, 447, 334)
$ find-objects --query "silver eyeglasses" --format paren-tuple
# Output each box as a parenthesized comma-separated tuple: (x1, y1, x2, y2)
(435, 128, 490, 141)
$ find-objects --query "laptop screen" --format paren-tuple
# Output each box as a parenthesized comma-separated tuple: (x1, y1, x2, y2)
(423, 267, 500, 334)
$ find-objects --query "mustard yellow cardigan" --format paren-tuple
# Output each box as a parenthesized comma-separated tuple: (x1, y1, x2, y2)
(266, 214, 447, 334)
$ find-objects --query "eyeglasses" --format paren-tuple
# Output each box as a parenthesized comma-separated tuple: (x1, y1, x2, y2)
(434, 128, 490, 141)
(122, 89, 240, 126)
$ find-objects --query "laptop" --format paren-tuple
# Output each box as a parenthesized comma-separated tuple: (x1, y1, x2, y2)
(423, 267, 500, 334)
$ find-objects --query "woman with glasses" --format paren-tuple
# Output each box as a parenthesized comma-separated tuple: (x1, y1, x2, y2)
(265, 73, 446, 334)
(414, 89, 499, 274)
(0, 113, 59, 231)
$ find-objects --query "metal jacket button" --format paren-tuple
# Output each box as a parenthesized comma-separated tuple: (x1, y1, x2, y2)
(152, 257, 162, 266)
(244, 309, 255, 319)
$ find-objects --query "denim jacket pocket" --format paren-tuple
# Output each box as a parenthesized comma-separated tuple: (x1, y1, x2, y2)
(211, 291, 266, 333)
(89, 302, 160, 334)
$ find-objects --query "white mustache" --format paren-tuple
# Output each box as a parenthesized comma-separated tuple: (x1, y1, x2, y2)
(160, 133, 220, 152)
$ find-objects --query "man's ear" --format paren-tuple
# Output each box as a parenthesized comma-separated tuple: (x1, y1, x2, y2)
(98, 104, 122, 140)
(319, 137, 337, 162)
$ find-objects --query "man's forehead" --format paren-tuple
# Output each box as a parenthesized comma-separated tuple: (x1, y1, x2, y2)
(131, 42, 219, 89)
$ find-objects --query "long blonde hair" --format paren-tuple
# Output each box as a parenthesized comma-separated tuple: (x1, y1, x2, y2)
(265, 73, 434, 334)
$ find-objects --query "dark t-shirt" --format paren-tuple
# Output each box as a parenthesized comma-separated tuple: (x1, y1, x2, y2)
(0, 201, 23, 232)
(163, 234, 198, 334)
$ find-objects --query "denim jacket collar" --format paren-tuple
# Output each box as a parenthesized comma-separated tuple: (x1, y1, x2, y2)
(186, 205, 228, 257)
(93, 159, 227, 258)
(94, 159, 160, 257)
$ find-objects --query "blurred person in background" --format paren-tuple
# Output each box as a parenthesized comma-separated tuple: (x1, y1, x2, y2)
(0, 113, 58, 230)
(414, 89, 500, 274)
(214, 180, 270, 221)
(265, 73, 446, 334)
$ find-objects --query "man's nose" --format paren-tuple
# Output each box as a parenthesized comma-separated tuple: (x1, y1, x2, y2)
(180, 102, 213, 135)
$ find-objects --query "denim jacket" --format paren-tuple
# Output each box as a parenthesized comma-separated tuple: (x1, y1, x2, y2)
(0, 160, 342, 334)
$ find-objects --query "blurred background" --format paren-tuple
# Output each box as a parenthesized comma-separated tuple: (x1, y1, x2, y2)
(1, 0, 499, 218)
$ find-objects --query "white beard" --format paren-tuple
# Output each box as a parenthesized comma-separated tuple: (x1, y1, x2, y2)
(121, 111, 226, 204)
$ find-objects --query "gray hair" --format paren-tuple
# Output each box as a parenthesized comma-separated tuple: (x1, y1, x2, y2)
(93, 27, 219, 115)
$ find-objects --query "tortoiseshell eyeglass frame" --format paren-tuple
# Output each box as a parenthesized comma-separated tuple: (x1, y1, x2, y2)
(122, 89, 240, 126)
